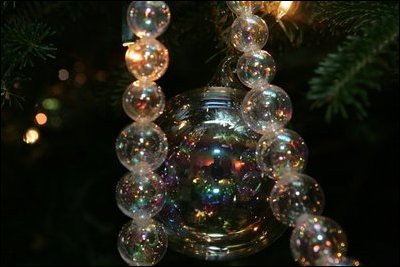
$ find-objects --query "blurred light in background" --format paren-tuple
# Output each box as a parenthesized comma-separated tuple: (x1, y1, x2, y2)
(23, 128, 40, 144)
(58, 69, 69, 81)
(35, 113, 48, 125)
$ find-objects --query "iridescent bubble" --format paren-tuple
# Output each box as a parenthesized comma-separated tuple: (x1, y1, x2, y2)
(125, 39, 169, 81)
(156, 87, 287, 259)
(115, 122, 168, 171)
(290, 214, 348, 266)
(118, 219, 168, 266)
(256, 129, 308, 180)
(227, 1, 262, 16)
(237, 50, 276, 89)
(270, 173, 325, 226)
(127, 1, 170, 38)
(116, 170, 165, 221)
(230, 15, 268, 52)
(315, 256, 361, 266)
(122, 80, 165, 123)
(241, 85, 292, 134)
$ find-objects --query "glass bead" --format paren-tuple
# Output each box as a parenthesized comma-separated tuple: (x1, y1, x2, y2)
(118, 219, 168, 266)
(256, 129, 308, 180)
(125, 38, 169, 81)
(115, 122, 168, 171)
(315, 256, 361, 266)
(290, 214, 348, 266)
(237, 50, 276, 89)
(116, 170, 165, 221)
(269, 173, 325, 226)
(226, 1, 262, 16)
(230, 14, 268, 52)
(123, 80, 165, 122)
(127, 1, 170, 38)
(241, 85, 292, 134)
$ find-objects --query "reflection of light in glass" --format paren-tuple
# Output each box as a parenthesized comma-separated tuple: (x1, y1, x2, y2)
(213, 148, 221, 154)
(42, 98, 60, 110)
(35, 113, 47, 125)
(23, 128, 39, 144)
(58, 69, 69, 81)
(277, 1, 293, 19)
(212, 188, 220, 194)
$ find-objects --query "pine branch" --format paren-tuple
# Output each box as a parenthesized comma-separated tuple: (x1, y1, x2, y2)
(307, 3, 399, 121)
(310, 1, 397, 34)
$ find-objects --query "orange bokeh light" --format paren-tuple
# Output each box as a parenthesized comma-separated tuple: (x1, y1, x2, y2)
(35, 113, 48, 125)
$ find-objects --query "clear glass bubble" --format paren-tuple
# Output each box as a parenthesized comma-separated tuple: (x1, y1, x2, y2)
(290, 214, 348, 266)
(115, 122, 168, 171)
(116, 170, 165, 221)
(122, 80, 165, 122)
(256, 129, 308, 180)
(127, 1, 170, 38)
(270, 173, 325, 226)
(156, 86, 287, 260)
(226, 1, 262, 16)
(237, 50, 276, 89)
(125, 39, 169, 81)
(315, 256, 362, 266)
(118, 219, 168, 266)
(230, 14, 268, 52)
(241, 85, 292, 134)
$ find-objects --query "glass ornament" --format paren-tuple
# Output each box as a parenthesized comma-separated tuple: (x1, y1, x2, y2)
(122, 80, 165, 122)
(315, 256, 361, 266)
(290, 214, 348, 266)
(125, 38, 169, 81)
(237, 50, 276, 89)
(269, 173, 325, 226)
(241, 85, 292, 134)
(118, 219, 168, 266)
(127, 1, 171, 38)
(156, 86, 287, 260)
(116, 170, 165, 221)
(230, 15, 268, 52)
(256, 128, 308, 180)
(115, 122, 168, 171)
(227, 1, 262, 16)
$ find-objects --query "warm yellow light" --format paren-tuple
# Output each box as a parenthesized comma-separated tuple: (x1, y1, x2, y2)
(23, 128, 40, 144)
(277, 1, 293, 19)
(35, 113, 48, 125)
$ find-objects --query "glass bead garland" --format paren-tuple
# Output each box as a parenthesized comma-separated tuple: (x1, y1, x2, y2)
(116, 1, 171, 266)
(228, 1, 360, 266)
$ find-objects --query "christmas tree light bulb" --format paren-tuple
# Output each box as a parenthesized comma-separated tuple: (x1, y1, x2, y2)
(277, 1, 293, 19)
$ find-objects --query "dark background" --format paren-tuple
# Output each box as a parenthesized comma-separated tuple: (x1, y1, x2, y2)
(1, 1, 398, 266)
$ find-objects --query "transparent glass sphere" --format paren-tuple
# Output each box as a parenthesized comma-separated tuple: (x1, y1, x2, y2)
(230, 15, 268, 52)
(122, 80, 165, 122)
(290, 214, 348, 266)
(241, 85, 292, 134)
(127, 1, 170, 38)
(269, 173, 325, 226)
(156, 87, 287, 260)
(237, 50, 276, 89)
(116, 170, 165, 221)
(118, 219, 168, 266)
(125, 39, 169, 81)
(227, 1, 262, 16)
(115, 122, 168, 171)
(315, 256, 361, 266)
(256, 129, 308, 180)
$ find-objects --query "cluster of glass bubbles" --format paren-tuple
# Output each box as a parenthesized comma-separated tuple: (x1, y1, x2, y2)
(228, 1, 360, 266)
(116, 1, 171, 266)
